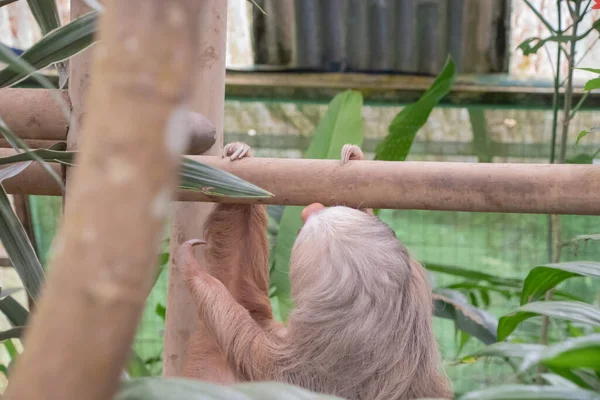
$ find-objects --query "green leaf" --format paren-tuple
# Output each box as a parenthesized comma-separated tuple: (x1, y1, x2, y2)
(541, 373, 580, 388)
(155, 303, 166, 322)
(127, 352, 152, 378)
(270, 90, 364, 320)
(0, 169, 45, 299)
(425, 263, 522, 288)
(116, 378, 343, 399)
(0, 327, 24, 342)
(520, 262, 600, 305)
(463, 342, 545, 361)
(0, 11, 98, 88)
(584, 77, 600, 91)
(4, 339, 18, 360)
(0, 296, 29, 327)
(498, 301, 600, 341)
(576, 68, 600, 75)
(518, 36, 575, 56)
(519, 333, 600, 372)
(0, 0, 20, 7)
(433, 289, 498, 345)
(179, 157, 272, 198)
(27, 0, 61, 35)
(566, 154, 595, 164)
(375, 56, 455, 162)
(576, 130, 590, 145)
(0, 145, 273, 199)
(459, 384, 600, 400)
(445, 282, 517, 300)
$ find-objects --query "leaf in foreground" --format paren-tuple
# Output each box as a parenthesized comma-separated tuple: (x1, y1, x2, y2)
(0, 146, 273, 199)
(520, 262, 600, 305)
(518, 333, 600, 373)
(498, 301, 600, 341)
(433, 289, 498, 345)
(0, 164, 45, 300)
(0, 11, 98, 88)
(116, 378, 342, 400)
(459, 384, 600, 400)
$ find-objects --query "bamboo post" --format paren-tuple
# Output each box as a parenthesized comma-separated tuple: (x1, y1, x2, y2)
(3, 1, 203, 399)
(162, 0, 228, 377)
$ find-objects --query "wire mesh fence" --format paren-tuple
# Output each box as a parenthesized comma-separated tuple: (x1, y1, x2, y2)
(20, 99, 600, 392)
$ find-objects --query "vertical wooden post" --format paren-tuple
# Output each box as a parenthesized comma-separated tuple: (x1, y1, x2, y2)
(4, 0, 204, 398)
(65, 0, 93, 204)
(162, 0, 228, 377)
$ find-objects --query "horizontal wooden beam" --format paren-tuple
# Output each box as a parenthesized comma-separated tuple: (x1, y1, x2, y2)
(1, 149, 599, 215)
(0, 89, 216, 154)
(225, 71, 600, 109)
(0, 88, 70, 140)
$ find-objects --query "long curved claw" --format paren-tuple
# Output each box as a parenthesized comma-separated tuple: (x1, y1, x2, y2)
(176, 239, 207, 279)
(340, 144, 365, 166)
(223, 142, 252, 161)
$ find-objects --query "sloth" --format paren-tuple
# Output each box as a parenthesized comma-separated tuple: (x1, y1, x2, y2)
(176, 142, 452, 400)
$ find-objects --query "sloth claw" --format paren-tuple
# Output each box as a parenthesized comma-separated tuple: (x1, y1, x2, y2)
(340, 144, 365, 166)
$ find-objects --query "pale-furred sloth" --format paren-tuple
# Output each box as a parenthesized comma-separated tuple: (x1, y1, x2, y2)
(176, 142, 452, 400)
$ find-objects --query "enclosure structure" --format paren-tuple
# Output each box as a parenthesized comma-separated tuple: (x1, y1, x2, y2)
(0, 0, 599, 399)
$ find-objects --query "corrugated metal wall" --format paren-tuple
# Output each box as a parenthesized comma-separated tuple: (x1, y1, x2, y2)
(249, 0, 511, 75)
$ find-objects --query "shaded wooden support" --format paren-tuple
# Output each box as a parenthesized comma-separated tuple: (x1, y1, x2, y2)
(0, 139, 61, 148)
(0, 88, 70, 140)
(225, 71, 600, 109)
(2, 0, 205, 398)
(163, 0, 227, 379)
(0, 88, 216, 154)
(2, 152, 599, 215)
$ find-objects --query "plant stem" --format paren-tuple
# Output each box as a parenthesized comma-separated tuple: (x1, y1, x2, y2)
(540, 0, 583, 382)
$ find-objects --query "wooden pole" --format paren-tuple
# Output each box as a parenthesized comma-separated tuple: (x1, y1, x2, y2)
(1, 153, 599, 215)
(3, 0, 203, 398)
(162, 0, 228, 377)
(0, 88, 69, 140)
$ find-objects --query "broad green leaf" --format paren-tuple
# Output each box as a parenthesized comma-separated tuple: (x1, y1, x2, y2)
(0, 11, 98, 88)
(521, 262, 600, 305)
(433, 289, 498, 345)
(127, 352, 152, 378)
(116, 378, 342, 399)
(459, 384, 600, 400)
(375, 57, 455, 162)
(0, 116, 65, 190)
(519, 333, 600, 372)
(0, 327, 23, 342)
(576, 131, 590, 145)
(0, 166, 45, 299)
(27, 0, 61, 35)
(0, 296, 28, 326)
(498, 301, 600, 341)
(566, 153, 597, 164)
(463, 342, 545, 361)
(584, 78, 600, 91)
(270, 90, 364, 320)
(425, 263, 522, 288)
(0, 145, 273, 199)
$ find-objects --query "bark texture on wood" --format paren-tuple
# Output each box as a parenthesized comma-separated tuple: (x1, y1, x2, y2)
(2, 154, 599, 215)
(163, 0, 227, 378)
(0, 88, 69, 140)
(3, 0, 202, 399)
